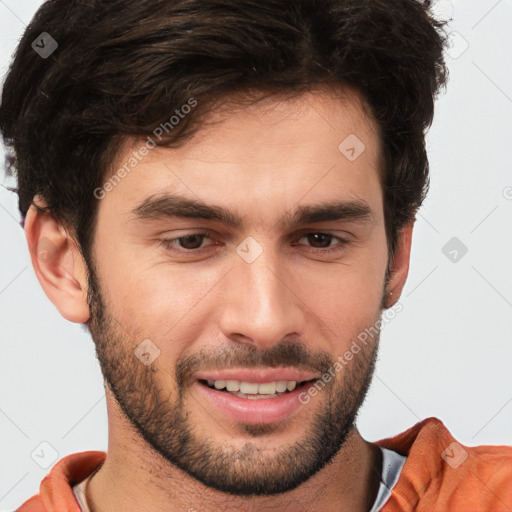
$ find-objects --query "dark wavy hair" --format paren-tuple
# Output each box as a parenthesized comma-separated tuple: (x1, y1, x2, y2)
(0, 0, 447, 264)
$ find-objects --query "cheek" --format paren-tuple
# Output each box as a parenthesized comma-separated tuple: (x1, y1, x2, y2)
(97, 254, 226, 358)
(297, 244, 387, 344)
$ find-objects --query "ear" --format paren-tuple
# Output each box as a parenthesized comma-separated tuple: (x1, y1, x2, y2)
(384, 221, 414, 309)
(24, 196, 90, 323)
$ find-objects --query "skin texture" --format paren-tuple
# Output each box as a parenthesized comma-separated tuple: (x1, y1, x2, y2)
(25, 89, 413, 512)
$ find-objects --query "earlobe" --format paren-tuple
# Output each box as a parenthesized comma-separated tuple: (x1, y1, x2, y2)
(24, 198, 90, 323)
(384, 221, 414, 308)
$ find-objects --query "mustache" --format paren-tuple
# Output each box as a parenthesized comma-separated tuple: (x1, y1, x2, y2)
(176, 341, 335, 388)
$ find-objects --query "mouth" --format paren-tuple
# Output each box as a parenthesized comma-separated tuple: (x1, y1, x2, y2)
(194, 372, 318, 425)
(198, 378, 314, 399)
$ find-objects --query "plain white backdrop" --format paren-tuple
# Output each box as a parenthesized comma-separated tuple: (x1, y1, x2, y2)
(1, 0, 511, 509)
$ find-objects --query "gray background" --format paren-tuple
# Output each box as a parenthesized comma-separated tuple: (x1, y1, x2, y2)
(1, 0, 511, 510)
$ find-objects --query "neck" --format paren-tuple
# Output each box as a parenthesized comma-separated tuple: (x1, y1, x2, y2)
(86, 390, 382, 512)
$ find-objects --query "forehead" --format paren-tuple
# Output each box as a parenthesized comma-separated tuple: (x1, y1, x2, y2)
(101, 89, 383, 223)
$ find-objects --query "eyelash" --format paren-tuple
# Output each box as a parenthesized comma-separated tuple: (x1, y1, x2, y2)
(160, 231, 349, 255)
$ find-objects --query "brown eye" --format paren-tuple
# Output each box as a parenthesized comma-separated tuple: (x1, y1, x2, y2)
(293, 232, 350, 255)
(178, 234, 206, 249)
(160, 231, 214, 253)
(304, 233, 335, 248)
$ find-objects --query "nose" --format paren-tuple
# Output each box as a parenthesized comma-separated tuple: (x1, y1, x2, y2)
(218, 248, 306, 350)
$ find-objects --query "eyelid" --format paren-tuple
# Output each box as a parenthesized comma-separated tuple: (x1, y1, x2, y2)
(292, 231, 350, 253)
(160, 230, 216, 252)
(296, 232, 348, 243)
(160, 230, 350, 256)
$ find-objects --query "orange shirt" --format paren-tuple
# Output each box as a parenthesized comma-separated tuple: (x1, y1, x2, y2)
(17, 417, 512, 511)
(377, 417, 512, 511)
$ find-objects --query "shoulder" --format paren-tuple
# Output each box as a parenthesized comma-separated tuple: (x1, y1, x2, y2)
(376, 417, 512, 511)
(16, 494, 44, 512)
(16, 450, 106, 512)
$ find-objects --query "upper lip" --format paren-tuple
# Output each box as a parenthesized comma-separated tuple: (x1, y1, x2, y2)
(194, 368, 319, 384)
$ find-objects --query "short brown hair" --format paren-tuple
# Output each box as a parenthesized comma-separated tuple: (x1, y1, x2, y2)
(0, 0, 448, 263)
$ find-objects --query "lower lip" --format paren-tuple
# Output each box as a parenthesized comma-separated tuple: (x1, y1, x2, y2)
(195, 381, 310, 425)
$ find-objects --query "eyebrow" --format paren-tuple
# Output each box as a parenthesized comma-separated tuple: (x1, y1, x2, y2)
(131, 193, 374, 229)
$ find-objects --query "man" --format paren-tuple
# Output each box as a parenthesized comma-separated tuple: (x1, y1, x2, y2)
(1, 0, 510, 510)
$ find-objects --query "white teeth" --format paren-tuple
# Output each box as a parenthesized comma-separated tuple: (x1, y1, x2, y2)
(276, 381, 287, 392)
(240, 382, 259, 394)
(225, 380, 240, 392)
(258, 382, 276, 394)
(207, 379, 301, 395)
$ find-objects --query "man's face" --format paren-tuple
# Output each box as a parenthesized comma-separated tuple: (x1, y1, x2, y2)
(87, 90, 389, 495)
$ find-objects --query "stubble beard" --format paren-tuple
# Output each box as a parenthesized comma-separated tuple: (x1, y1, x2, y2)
(86, 264, 381, 496)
